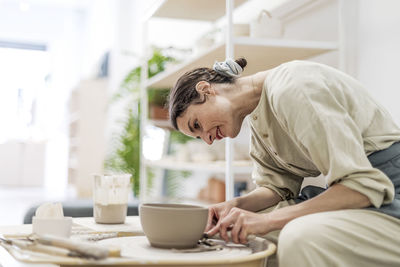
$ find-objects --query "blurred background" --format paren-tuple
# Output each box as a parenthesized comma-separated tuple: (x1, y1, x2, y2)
(0, 0, 399, 225)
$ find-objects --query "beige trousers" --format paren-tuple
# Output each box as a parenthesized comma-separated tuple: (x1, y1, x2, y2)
(260, 201, 400, 267)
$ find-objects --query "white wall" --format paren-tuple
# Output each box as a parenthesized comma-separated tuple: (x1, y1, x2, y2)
(80, 0, 115, 79)
(356, 0, 400, 124)
(271, 0, 400, 126)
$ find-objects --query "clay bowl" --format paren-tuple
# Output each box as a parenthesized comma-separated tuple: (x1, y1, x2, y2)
(139, 203, 208, 249)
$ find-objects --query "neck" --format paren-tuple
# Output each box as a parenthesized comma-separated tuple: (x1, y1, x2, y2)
(230, 71, 268, 119)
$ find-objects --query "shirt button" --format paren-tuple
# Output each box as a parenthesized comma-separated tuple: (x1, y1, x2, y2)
(252, 115, 258, 120)
(263, 133, 269, 138)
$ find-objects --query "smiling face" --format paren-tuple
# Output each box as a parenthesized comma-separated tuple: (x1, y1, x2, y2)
(176, 82, 243, 145)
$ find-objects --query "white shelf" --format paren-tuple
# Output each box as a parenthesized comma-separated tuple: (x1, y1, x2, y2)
(145, 0, 248, 21)
(69, 112, 79, 124)
(145, 159, 253, 173)
(148, 119, 173, 129)
(69, 137, 79, 147)
(147, 37, 338, 89)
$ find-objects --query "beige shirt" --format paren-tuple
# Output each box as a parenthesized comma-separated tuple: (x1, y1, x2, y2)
(249, 60, 400, 208)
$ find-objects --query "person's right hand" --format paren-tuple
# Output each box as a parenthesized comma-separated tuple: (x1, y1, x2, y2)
(205, 199, 237, 235)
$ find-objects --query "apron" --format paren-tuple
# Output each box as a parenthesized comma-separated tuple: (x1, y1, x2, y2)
(296, 142, 400, 219)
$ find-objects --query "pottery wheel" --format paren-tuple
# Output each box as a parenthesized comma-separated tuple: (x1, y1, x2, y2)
(98, 236, 252, 261)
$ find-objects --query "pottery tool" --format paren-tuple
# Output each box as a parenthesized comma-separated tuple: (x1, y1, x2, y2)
(0, 234, 78, 257)
(29, 234, 116, 259)
(171, 237, 223, 253)
(204, 232, 257, 242)
(204, 232, 270, 253)
(165, 232, 261, 253)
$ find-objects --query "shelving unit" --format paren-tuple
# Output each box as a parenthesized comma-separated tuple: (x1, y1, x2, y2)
(144, 159, 253, 173)
(147, 38, 337, 89)
(144, 0, 249, 21)
(148, 119, 173, 129)
(139, 0, 340, 202)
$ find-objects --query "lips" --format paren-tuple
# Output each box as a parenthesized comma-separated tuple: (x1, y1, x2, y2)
(215, 126, 224, 140)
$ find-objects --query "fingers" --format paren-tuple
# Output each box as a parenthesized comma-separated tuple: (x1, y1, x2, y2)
(218, 218, 230, 242)
(219, 207, 240, 242)
(206, 224, 220, 237)
(206, 207, 257, 244)
(205, 203, 231, 235)
(230, 213, 244, 243)
(218, 208, 253, 244)
(207, 211, 232, 241)
(238, 225, 249, 244)
(205, 207, 216, 232)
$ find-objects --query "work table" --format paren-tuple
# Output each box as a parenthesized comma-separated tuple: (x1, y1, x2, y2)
(0, 216, 275, 267)
(0, 216, 144, 267)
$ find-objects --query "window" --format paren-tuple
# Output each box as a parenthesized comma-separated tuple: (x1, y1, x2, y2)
(0, 42, 49, 142)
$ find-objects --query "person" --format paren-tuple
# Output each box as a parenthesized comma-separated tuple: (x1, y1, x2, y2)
(168, 58, 400, 267)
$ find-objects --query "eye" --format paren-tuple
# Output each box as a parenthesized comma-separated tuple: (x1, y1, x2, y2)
(194, 120, 200, 129)
(196, 136, 201, 139)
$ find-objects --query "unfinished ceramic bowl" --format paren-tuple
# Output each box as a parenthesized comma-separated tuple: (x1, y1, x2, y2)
(139, 203, 208, 249)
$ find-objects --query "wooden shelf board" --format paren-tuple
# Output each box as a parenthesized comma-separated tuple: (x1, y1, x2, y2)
(146, 38, 338, 89)
(145, 159, 253, 173)
(146, 0, 249, 21)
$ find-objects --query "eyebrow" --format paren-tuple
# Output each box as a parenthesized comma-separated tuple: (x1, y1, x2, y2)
(188, 118, 194, 133)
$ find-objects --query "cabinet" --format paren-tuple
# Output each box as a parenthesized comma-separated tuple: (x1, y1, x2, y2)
(139, 0, 341, 202)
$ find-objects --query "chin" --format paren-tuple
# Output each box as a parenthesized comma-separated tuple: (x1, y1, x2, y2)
(229, 119, 244, 138)
(230, 133, 239, 138)
(229, 128, 241, 138)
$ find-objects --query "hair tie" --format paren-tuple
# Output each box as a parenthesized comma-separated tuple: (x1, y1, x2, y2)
(213, 58, 243, 77)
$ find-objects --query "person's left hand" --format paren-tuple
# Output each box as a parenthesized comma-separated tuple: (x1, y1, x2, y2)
(206, 207, 273, 244)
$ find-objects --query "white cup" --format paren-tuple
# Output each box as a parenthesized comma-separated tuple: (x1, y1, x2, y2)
(93, 173, 132, 224)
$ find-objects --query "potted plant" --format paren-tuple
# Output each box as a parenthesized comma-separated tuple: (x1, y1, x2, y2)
(148, 88, 170, 120)
(105, 48, 176, 197)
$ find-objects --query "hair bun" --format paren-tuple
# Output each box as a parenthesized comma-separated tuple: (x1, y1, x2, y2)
(235, 58, 247, 69)
(213, 58, 246, 77)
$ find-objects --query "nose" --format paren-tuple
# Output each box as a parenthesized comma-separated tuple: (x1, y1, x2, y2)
(201, 131, 213, 145)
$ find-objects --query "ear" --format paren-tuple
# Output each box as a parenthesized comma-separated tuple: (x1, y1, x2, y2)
(195, 81, 216, 96)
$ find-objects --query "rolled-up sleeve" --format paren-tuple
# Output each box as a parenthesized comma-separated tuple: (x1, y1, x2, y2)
(271, 79, 395, 208)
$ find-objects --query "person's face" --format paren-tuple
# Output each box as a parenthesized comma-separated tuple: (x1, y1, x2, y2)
(176, 81, 242, 145)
